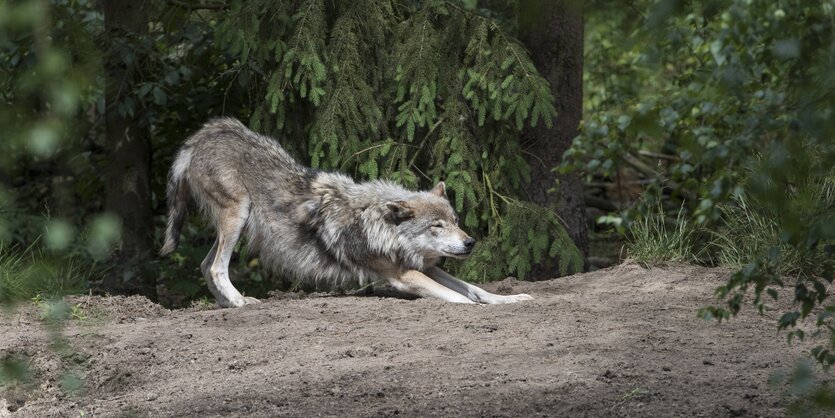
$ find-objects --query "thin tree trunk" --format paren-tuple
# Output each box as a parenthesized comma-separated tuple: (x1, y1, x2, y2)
(100, 0, 156, 299)
(518, 0, 589, 278)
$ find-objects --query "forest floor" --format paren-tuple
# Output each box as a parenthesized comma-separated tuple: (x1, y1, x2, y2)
(0, 263, 823, 417)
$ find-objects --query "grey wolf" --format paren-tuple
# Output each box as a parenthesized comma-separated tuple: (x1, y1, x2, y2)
(160, 118, 534, 307)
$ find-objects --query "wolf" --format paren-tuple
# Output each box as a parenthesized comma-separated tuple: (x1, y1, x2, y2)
(160, 118, 533, 307)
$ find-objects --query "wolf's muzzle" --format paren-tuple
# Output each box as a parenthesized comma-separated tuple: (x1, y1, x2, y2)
(463, 237, 476, 252)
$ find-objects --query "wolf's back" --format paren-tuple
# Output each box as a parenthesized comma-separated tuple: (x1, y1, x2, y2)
(159, 117, 302, 256)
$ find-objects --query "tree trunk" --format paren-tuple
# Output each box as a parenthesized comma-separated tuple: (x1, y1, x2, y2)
(518, 0, 589, 278)
(100, 0, 156, 299)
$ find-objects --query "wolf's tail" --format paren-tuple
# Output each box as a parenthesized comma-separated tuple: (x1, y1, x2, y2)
(160, 148, 192, 256)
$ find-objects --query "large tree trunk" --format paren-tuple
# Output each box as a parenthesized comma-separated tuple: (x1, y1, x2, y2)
(518, 0, 589, 278)
(100, 0, 156, 299)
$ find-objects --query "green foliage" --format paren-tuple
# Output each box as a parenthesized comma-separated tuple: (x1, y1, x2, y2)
(572, 0, 835, 377)
(0, 243, 89, 306)
(2, 0, 580, 306)
(0, 353, 32, 387)
(0, 246, 30, 304)
(0, 0, 122, 297)
(714, 182, 833, 276)
(193, 0, 578, 282)
(626, 200, 702, 265)
(0, 0, 100, 162)
(770, 360, 835, 416)
(460, 200, 582, 282)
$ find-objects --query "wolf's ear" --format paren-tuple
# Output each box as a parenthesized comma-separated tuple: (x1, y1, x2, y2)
(429, 181, 446, 198)
(385, 201, 414, 222)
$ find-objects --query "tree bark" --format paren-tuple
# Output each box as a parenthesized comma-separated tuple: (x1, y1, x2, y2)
(101, 0, 156, 299)
(518, 0, 589, 278)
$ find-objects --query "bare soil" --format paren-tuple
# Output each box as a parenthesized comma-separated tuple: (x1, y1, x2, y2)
(0, 264, 820, 417)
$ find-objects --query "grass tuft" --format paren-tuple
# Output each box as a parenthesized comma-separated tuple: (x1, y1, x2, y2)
(626, 201, 702, 265)
(714, 177, 834, 278)
(0, 243, 89, 306)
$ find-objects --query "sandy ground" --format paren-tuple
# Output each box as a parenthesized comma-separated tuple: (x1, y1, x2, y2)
(0, 263, 822, 417)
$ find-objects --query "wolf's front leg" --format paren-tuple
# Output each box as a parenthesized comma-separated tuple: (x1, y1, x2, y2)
(387, 270, 476, 304)
(425, 266, 534, 304)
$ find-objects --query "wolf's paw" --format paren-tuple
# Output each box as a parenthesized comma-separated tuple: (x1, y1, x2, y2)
(480, 293, 534, 304)
(244, 296, 261, 305)
(508, 293, 534, 302)
(239, 296, 261, 306)
(223, 296, 262, 308)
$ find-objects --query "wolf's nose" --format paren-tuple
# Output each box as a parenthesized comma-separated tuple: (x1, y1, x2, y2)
(464, 237, 476, 250)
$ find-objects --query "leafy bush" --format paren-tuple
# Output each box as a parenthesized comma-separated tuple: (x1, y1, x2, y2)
(571, 0, 835, 378)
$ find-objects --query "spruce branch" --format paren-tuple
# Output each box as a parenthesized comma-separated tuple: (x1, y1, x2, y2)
(210, 0, 579, 280)
(281, 0, 322, 92)
(445, 1, 532, 83)
(408, 117, 445, 168)
(343, 142, 390, 165)
(166, 0, 228, 11)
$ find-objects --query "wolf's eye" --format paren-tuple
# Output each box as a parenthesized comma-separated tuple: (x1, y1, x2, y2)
(430, 222, 444, 229)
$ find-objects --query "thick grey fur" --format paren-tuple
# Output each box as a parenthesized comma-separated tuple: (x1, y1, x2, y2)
(160, 118, 533, 307)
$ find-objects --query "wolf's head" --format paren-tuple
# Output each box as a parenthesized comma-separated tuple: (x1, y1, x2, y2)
(386, 182, 475, 260)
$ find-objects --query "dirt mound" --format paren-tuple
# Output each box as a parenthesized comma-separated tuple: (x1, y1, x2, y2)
(67, 294, 170, 322)
(0, 264, 821, 417)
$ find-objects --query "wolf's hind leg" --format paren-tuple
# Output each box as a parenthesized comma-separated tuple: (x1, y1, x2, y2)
(201, 239, 220, 297)
(387, 270, 476, 304)
(425, 266, 534, 304)
(209, 200, 260, 308)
